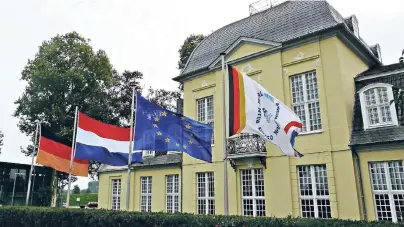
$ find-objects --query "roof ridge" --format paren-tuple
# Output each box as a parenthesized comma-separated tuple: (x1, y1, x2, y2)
(213, 0, 292, 34)
(176, 0, 378, 79)
(325, 0, 346, 24)
(205, 1, 334, 41)
(180, 0, 295, 74)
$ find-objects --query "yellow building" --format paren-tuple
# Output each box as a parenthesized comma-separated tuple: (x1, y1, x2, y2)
(98, 152, 182, 212)
(98, 0, 403, 223)
(350, 63, 404, 222)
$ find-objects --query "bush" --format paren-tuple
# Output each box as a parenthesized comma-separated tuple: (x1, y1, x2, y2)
(0, 206, 400, 227)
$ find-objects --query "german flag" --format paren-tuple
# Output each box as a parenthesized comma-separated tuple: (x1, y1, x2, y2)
(228, 65, 246, 137)
(37, 128, 88, 177)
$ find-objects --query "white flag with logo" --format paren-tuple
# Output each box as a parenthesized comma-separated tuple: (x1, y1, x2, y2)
(228, 65, 303, 157)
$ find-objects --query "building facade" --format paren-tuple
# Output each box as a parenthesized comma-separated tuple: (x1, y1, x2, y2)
(97, 0, 403, 222)
(0, 161, 53, 206)
(350, 64, 404, 222)
(98, 152, 182, 212)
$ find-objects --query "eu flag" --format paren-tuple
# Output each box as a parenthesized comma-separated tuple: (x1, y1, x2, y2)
(133, 93, 213, 163)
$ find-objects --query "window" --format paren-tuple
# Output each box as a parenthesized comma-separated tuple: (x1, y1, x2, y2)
(241, 169, 265, 217)
(290, 71, 322, 132)
(197, 96, 214, 144)
(143, 151, 155, 157)
(141, 176, 152, 212)
(358, 83, 398, 129)
(369, 161, 404, 222)
(166, 175, 179, 213)
(297, 165, 331, 219)
(197, 172, 215, 214)
(111, 179, 121, 210)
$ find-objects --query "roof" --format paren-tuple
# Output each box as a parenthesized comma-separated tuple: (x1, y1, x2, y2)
(350, 63, 404, 146)
(0, 160, 44, 168)
(98, 153, 182, 173)
(355, 63, 404, 80)
(178, 0, 361, 77)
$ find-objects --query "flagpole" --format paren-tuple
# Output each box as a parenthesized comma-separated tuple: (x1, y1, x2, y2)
(25, 121, 39, 206)
(66, 106, 79, 208)
(220, 53, 229, 215)
(125, 85, 136, 211)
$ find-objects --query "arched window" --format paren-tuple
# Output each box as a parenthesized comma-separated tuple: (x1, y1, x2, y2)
(358, 83, 398, 129)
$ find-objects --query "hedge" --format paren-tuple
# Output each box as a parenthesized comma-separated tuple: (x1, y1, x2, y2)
(0, 206, 400, 227)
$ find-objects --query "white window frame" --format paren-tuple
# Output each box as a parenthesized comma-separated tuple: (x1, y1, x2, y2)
(297, 165, 331, 219)
(197, 96, 214, 145)
(241, 168, 266, 217)
(358, 83, 398, 129)
(143, 151, 155, 157)
(166, 174, 180, 213)
(111, 179, 121, 210)
(290, 71, 322, 133)
(369, 161, 404, 222)
(140, 176, 152, 212)
(197, 172, 215, 215)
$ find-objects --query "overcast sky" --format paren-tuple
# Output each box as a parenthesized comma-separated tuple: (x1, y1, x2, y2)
(0, 0, 403, 189)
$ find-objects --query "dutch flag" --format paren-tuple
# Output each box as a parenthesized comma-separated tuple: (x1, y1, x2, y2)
(75, 112, 142, 166)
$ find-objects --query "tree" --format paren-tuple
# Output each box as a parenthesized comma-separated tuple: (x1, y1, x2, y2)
(13, 31, 183, 192)
(391, 49, 404, 117)
(0, 131, 3, 155)
(14, 31, 118, 185)
(146, 87, 181, 112)
(73, 185, 80, 194)
(109, 70, 143, 126)
(177, 34, 205, 91)
(178, 34, 205, 70)
(36, 185, 52, 206)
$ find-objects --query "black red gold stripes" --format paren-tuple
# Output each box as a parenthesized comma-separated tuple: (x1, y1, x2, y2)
(37, 128, 88, 177)
(228, 65, 246, 137)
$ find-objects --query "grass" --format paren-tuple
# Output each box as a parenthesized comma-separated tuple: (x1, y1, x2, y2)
(61, 193, 97, 206)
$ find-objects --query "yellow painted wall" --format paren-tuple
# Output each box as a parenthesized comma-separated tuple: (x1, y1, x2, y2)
(98, 166, 180, 212)
(181, 35, 370, 219)
(260, 157, 293, 217)
(98, 34, 373, 220)
(335, 39, 368, 132)
(132, 166, 181, 212)
(181, 162, 238, 215)
(226, 42, 271, 62)
(358, 150, 404, 221)
(289, 151, 338, 217)
(98, 170, 133, 210)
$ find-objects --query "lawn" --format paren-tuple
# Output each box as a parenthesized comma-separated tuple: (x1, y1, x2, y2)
(61, 193, 98, 206)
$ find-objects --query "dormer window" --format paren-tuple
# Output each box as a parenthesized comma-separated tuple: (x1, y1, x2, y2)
(358, 83, 398, 129)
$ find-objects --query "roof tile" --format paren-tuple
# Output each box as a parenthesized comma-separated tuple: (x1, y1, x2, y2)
(351, 65, 404, 146)
(180, 1, 345, 76)
(98, 153, 182, 173)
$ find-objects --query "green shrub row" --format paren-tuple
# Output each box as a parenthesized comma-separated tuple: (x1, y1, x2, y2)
(0, 206, 400, 227)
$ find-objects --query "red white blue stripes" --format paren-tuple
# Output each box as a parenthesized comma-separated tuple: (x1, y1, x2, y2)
(75, 112, 142, 166)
